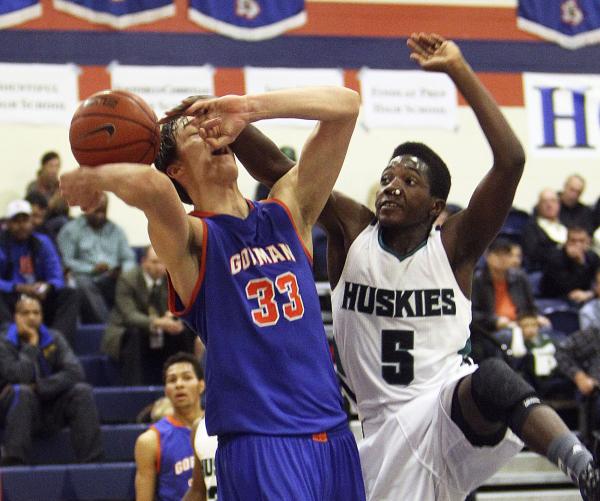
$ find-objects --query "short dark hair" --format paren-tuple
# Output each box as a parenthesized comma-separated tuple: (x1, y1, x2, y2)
(154, 119, 193, 205)
(25, 191, 48, 209)
(41, 151, 59, 166)
(390, 142, 451, 201)
(487, 237, 514, 254)
(162, 352, 203, 382)
(15, 294, 42, 312)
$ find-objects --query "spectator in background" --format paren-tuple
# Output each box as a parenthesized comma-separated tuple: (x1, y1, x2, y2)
(579, 268, 600, 331)
(434, 202, 462, 228)
(26, 190, 70, 242)
(559, 174, 594, 235)
(540, 226, 600, 304)
(0, 295, 103, 465)
(134, 352, 205, 501)
(57, 193, 136, 323)
(24, 191, 49, 235)
(0, 200, 79, 344)
(471, 238, 548, 338)
(522, 188, 567, 271)
(556, 326, 600, 430)
(26, 151, 61, 203)
(102, 246, 199, 385)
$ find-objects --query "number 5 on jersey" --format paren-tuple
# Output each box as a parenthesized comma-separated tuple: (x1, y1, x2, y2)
(245, 272, 305, 327)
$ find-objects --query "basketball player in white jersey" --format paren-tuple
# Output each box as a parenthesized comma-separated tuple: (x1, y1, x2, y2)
(182, 417, 218, 501)
(219, 32, 600, 500)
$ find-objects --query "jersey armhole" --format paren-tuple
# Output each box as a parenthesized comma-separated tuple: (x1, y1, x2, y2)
(168, 218, 208, 317)
(149, 425, 161, 473)
(262, 198, 313, 264)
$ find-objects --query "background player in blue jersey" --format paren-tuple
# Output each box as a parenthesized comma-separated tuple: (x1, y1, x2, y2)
(60, 86, 365, 500)
(224, 34, 600, 500)
(134, 352, 206, 501)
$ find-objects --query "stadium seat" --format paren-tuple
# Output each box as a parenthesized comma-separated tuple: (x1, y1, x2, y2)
(79, 354, 120, 386)
(94, 386, 163, 423)
(73, 323, 106, 356)
(535, 298, 580, 335)
(0, 462, 135, 501)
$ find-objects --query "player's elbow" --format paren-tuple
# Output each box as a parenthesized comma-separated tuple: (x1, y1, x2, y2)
(340, 88, 361, 119)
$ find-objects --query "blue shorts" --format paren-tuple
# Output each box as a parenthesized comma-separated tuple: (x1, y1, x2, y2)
(216, 426, 365, 500)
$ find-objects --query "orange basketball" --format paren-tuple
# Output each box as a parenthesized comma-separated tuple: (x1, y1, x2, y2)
(69, 89, 160, 166)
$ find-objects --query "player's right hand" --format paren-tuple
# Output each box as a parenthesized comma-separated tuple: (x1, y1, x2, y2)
(407, 32, 464, 73)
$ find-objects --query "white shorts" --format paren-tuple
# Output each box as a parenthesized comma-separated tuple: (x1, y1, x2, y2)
(359, 363, 523, 501)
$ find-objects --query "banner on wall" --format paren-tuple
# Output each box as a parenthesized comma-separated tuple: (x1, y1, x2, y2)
(53, 0, 174, 29)
(523, 72, 600, 157)
(188, 0, 306, 41)
(244, 67, 344, 127)
(358, 69, 457, 130)
(0, 63, 79, 125)
(0, 0, 41, 29)
(517, 0, 600, 49)
(109, 64, 215, 118)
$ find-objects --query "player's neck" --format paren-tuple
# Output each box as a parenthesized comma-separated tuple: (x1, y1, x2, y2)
(173, 405, 203, 428)
(380, 222, 430, 256)
(190, 182, 249, 218)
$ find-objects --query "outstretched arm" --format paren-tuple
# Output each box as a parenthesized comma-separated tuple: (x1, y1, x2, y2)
(60, 165, 201, 307)
(168, 87, 360, 247)
(408, 33, 525, 289)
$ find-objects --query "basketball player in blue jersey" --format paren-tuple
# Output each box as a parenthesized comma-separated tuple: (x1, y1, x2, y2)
(134, 353, 206, 501)
(224, 33, 600, 500)
(60, 85, 365, 500)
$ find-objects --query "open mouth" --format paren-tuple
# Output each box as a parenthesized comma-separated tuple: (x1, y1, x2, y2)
(380, 201, 400, 210)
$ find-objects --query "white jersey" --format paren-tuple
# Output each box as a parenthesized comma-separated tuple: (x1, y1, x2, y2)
(331, 224, 472, 436)
(194, 418, 219, 500)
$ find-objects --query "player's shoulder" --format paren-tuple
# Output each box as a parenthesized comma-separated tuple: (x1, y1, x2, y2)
(135, 427, 159, 456)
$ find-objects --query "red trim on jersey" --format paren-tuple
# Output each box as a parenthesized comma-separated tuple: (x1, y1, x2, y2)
(263, 198, 313, 264)
(190, 199, 255, 219)
(167, 218, 208, 317)
(150, 425, 161, 473)
(166, 415, 187, 428)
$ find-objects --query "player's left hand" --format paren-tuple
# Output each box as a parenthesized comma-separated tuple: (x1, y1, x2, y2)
(407, 33, 463, 73)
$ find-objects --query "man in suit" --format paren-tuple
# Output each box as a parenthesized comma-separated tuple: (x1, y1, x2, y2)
(102, 246, 199, 385)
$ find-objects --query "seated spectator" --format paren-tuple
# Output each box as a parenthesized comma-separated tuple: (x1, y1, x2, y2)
(0, 295, 103, 465)
(522, 188, 567, 271)
(102, 246, 199, 385)
(57, 193, 136, 323)
(26, 190, 70, 242)
(579, 268, 600, 331)
(0, 200, 79, 343)
(471, 238, 548, 337)
(508, 312, 573, 400)
(559, 174, 594, 235)
(26, 151, 61, 203)
(134, 352, 205, 501)
(556, 326, 600, 430)
(540, 226, 600, 304)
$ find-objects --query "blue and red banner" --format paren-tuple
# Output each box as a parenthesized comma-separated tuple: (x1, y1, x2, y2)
(188, 0, 306, 41)
(518, 0, 600, 49)
(52, 0, 175, 29)
(0, 0, 41, 29)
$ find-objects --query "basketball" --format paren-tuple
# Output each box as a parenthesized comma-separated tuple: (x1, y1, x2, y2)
(69, 89, 160, 166)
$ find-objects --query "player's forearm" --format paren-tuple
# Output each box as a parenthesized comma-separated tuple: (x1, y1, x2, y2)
(246, 86, 360, 124)
(82, 164, 174, 212)
(447, 59, 525, 173)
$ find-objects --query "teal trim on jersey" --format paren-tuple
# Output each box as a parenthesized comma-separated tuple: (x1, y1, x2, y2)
(458, 337, 472, 358)
(378, 228, 428, 262)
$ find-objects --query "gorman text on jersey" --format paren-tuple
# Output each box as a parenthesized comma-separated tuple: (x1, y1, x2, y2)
(230, 243, 297, 275)
(341, 281, 456, 318)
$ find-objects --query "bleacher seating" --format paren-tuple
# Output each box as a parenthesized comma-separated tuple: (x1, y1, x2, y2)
(535, 298, 580, 335)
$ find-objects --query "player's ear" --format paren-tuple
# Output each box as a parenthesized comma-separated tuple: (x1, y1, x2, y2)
(166, 161, 183, 179)
(430, 199, 445, 219)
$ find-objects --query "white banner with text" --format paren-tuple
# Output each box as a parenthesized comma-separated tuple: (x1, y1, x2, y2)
(0, 63, 79, 125)
(109, 64, 215, 119)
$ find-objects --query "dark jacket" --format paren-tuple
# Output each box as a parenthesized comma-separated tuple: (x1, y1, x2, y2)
(540, 248, 600, 299)
(0, 230, 64, 293)
(521, 219, 562, 272)
(556, 327, 600, 381)
(0, 323, 84, 401)
(559, 200, 594, 235)
(471, 265, 537, 333)
(102, 266, 168, 359)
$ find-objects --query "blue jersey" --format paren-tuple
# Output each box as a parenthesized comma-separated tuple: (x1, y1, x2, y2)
(170, 200, 346, 437)
(151, 417, 194, 501)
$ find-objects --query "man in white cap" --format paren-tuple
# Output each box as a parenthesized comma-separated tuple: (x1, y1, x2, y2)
(0, 200, 79, 344)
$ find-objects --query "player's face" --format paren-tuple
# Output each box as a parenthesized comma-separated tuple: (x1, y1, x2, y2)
(164, 362, 202, 411)
(375, 156, 436, 228)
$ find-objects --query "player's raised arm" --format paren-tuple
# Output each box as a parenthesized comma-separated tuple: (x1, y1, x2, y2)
(59, 164, 201, 305)
(408, 33, 525, 269)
